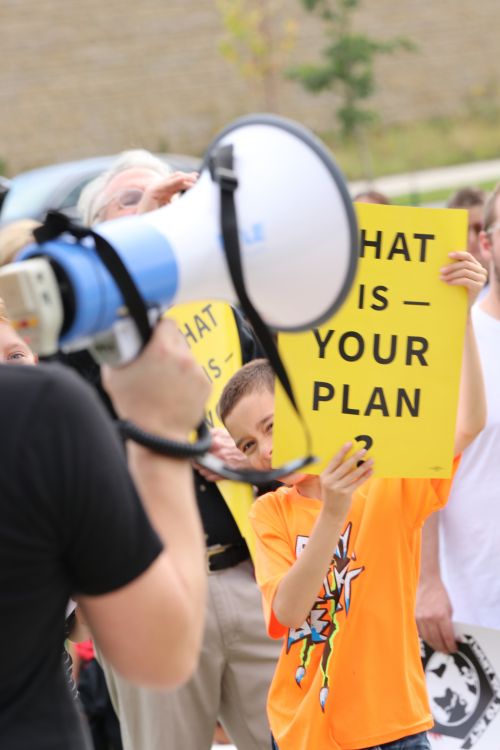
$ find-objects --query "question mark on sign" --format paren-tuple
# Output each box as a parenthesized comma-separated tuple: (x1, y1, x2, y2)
(354, 434, 373, 466)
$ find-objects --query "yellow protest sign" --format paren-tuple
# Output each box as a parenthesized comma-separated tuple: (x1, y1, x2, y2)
(273, 203, 468, 478)
(166, 301, 256, 556)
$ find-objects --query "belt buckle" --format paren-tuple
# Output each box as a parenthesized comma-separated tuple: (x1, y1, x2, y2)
(206, 543, 232, 574)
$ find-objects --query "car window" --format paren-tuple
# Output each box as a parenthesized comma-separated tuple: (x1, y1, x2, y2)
(59, 176, 96, 210)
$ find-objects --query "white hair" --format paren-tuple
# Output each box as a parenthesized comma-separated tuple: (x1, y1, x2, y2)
(77, 150, 172, 227)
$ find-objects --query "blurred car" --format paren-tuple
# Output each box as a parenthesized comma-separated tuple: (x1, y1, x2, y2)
(0, 152, 200, 227)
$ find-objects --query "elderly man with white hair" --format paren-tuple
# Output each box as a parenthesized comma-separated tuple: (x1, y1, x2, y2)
(77, 149, 197, 226)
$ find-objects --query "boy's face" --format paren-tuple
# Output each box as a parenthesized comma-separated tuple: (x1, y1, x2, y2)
(224, 388, 275, 471)
(0, 320, 37, 365)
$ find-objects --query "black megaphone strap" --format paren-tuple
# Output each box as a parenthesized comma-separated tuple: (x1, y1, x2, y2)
(208, 145, 300, 411)
(33, 210, 212, 459)
(34, 210, 152, 348)
(205, 144, 316, 484)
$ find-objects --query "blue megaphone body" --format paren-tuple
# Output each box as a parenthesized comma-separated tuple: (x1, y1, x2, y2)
(18, 218, 179, 347)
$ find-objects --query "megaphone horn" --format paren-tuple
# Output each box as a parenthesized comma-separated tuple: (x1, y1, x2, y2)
(3, 114, 358, 360)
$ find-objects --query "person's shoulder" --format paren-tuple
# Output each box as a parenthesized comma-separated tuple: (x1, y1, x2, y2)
(366, 476, 444, 516)
(1, 362, 103, 419)
(0, 360, 75, 397)
(32, 362, 97, 399)
(251, 485, 294, 519)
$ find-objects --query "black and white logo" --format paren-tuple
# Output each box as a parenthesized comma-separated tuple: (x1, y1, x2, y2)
(422, 635, 500, 748)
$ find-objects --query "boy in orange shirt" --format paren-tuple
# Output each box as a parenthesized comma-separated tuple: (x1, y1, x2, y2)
(217, 252, 486, 750)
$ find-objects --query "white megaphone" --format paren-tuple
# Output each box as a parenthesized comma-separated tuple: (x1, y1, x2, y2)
(1, 114, 358, 362)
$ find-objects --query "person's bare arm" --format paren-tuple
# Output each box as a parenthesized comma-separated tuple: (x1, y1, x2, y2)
(79, 454, 205, 687)
(440, 251, 487, 454)
(454, 313, 486, 454)
(272, 445, 373, 628)
(193, 426, 252, 483)
(136, 171, 198, 213)
(77, 319, 210, 688)
(416, 513, 457, 654)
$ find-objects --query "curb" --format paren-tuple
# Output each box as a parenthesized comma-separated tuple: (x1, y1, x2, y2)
(349, 158, 500, 199)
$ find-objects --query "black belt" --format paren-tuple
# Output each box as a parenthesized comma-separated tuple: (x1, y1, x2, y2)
(206, 540, 250, 573)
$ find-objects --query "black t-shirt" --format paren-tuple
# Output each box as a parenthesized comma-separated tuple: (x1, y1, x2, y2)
(0, 364, 162, 749)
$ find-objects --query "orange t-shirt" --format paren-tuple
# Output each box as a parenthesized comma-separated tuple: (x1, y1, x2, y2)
(249, 471, 457, 750)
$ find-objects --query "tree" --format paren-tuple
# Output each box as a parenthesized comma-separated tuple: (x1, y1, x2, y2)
(216, 0, 298, 112)
(289, 0, 415, 178)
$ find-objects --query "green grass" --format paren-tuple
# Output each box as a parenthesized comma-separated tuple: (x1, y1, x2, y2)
(320, 110, 500, 183)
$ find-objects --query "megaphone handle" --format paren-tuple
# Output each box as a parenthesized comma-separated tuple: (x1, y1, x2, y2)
(88, 308, 163, 366)
(89, 229, 152, 352)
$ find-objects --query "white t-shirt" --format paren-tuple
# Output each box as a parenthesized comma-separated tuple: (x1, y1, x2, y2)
(440, 304, 500, 628)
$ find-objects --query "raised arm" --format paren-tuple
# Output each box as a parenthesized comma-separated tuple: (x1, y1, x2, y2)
(78, 319, 210, 688)
(272, 444, 373, 628)
(440, 251, 487, 454)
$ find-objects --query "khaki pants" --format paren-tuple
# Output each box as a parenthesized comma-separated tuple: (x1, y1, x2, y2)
(99, 559, 281, 750)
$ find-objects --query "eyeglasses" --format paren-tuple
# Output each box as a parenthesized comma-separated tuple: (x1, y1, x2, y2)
(94, 188, 144, 222)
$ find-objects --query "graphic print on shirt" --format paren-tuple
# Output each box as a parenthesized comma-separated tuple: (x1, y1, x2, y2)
(287, 522, 364, 711)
